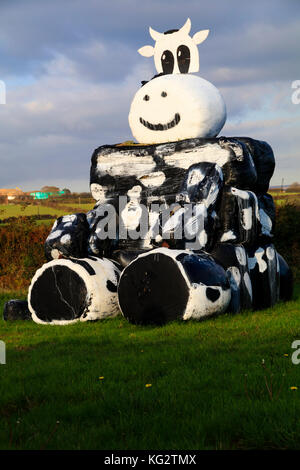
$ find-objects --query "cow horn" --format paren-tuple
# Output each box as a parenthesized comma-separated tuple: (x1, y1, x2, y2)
(179, 18, 191, 35)
(149, 26, 163, 41)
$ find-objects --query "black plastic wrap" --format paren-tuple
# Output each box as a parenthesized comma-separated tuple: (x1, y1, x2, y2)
(45, 213, 90, 261)
(217, 186, 259, 246)
(3, 300, 31, 321)
(211, 243, 252, 312)
(246, 243, 280, 309)
(237, 137, 275, 193)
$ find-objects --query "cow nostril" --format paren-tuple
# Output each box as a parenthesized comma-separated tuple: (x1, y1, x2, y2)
(161, 91, 167, 97)
(143, 95, 150, 101)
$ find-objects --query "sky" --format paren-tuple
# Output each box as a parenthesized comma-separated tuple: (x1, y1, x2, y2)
(0, 0, 299, 192)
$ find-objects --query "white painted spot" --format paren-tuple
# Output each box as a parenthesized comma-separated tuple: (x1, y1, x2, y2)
(127, 185, 142, 199)
(243, 272, 253, 300)
(46, 229, 63, 241)
(231, 187, 250, 200)
(138, 171, 166, 187)
(90, 183, 107, 203)
(187, 167, 205, 186)
(97, 152, 156, 178)
(198, 229, 208, 247)
(266, 246, 275, 260)
(255, 247, 267, 273)
(62, 215, 76, 223)
(242, 207, 252, 231)
(220, 230, 236, 242)
(51, 249, 61, 259)
(235, 247, 247, 266)
(259, 209, 272, 236)
(60, 234, 71, 245)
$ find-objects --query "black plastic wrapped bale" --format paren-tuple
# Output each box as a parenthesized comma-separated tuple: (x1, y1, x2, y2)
(118, 247, 231, 325)
(90, 137, 259, 208)
(28, 257, 121, 325)
(277, 253, 293, 301)
(45, 213, 90, 261)
(218, 186, 259, 245)
(247, 244, 280, 310)
(211, 243, 252, 313)
(3, 300, 31, 321)
(237, 137, 275, 193)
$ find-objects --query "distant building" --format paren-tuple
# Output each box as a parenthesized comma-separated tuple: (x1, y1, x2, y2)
(0, 187, 23, 202)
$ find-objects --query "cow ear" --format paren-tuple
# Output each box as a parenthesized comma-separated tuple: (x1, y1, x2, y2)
(193, 29, 209, 45)
(138, 45, 154, 57)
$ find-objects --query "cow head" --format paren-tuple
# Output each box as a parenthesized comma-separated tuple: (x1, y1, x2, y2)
(138, 18, 209, 75)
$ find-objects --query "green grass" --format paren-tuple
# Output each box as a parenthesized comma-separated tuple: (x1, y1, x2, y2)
(1, 287, 300, 450)
(0, 204, 64, 218)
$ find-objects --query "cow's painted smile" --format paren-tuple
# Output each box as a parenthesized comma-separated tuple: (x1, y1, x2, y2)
(139, 113, 180, 131)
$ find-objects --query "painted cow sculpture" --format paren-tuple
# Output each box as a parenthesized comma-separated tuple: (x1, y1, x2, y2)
(25, 20, 293, 325)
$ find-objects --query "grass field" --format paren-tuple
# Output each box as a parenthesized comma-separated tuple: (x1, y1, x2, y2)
(1, 286, 300, 450)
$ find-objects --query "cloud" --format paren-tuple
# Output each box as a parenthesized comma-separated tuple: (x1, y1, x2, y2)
(0, 0, 299, 191)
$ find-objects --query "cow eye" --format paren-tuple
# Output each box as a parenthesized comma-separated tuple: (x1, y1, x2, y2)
(143, 95, 150, 101)
(177, 45, 190, 73)
(161, 50, 174, 74)
(161, 91, 167, 97)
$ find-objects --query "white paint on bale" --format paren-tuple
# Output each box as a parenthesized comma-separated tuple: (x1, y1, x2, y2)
(60, 234, 71, 245)
(220, 230, 236, 242)
(184, 283, 231, 320)
(90, 183, 107, 203)
(62, 215, 77, 223)
(121, 185, 143, 230)
(97, 152, 156, 178)
(241, 207, 252, 231)
(235, 246, 247, 266)
(138, 171, 166, 188)
(243, 272, 253, 301)
(231, 188, 250, 200)
(255, 247, 268, 273)
(259, 209, 272, 236)
(28, 257, 121, 325)
(46, 229, 63, 241)
(266, 246, 275, 260)
(159, 144, 230, 169)
(187, 167, 205, 186)
(51, 249, 61, 259)
(198, 229, 208, 248)
(129, 74, 226, 144)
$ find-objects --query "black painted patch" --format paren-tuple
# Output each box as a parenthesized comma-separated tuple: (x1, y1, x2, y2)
(161, 50, 174, 74)
(70, 258, 96, 275)
(30, 265, 88, 322)
(206, 287, 220, 302)
(177, 45, 190, 73)
(118, 252, 189, 325)
(106, 280, 118, 293)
